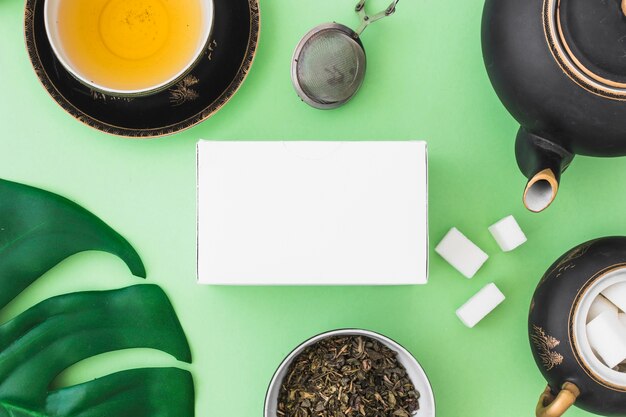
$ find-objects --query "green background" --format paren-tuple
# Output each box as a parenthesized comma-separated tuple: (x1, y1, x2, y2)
(1, 0, 625, 416)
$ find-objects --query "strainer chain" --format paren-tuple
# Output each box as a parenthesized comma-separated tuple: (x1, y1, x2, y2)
(355, 0, 400, 35)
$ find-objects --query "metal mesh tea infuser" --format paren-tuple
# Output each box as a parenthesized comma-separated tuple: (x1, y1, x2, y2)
(291, 0, 400, 109)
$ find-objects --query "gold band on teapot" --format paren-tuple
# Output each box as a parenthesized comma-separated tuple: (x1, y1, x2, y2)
(544, 0, 626, 100)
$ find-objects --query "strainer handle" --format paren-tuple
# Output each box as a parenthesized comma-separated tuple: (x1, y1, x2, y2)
(355, 0, 400, 36)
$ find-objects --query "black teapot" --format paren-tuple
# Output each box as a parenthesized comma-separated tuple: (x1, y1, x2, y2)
(530, 237, 626, 417)
(483, 0, 626, 212)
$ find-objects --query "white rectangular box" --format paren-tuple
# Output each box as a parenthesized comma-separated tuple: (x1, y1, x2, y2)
(197, 141, 428, 285)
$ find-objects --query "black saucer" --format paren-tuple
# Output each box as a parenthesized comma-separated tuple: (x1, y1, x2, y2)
(24, 0, 260, 137)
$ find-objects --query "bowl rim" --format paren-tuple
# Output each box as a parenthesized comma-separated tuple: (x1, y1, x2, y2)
(43, 0, 215, 97)
(263, 328, 436, 417)
(573, 266, 626, 389)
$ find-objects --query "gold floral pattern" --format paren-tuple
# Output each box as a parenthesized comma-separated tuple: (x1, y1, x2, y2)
(531, 325, 563, 371)
(90, 90, 133, 102)
(169, 75, 200, 106)
(539, 242, 593, 284)
(205, 39, 218, 61)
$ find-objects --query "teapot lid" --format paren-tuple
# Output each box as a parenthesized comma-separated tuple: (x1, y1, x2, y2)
(547, 0, 626, 97)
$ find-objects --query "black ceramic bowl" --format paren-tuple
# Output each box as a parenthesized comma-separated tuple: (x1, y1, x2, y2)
(530, 237, 626, 416)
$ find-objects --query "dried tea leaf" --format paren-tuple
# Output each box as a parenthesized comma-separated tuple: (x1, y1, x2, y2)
(394, 409, 410, 417)
(277, 336, 420, 417)
(389, 392, 397, 408)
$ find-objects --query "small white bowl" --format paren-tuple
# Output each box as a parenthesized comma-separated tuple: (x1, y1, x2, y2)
(44, 0, 214, 96)
(264, 329, 436, 417)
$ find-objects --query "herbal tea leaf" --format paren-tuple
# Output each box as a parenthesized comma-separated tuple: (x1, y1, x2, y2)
(278, 336, 420, 417)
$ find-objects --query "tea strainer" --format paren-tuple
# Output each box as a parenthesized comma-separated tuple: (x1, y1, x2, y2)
(291, 0, 400, 109)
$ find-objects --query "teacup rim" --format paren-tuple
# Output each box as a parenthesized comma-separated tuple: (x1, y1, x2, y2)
(43, 0, 215, 97)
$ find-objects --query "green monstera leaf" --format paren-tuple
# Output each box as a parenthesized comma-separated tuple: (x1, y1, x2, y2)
(0, 179, 194, 417)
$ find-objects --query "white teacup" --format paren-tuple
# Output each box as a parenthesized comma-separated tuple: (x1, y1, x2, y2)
(44, 0, 214, 96)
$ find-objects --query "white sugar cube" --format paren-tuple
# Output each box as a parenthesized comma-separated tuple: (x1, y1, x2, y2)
(587, 310, 626, 368)
(588, 295, 618, 323)
(602, 282, 626, 313)
(435, 228, 489, 278)
(488, 215, 527, 252)
(620, 313, 626, 329)
(456, 283, 505, 328)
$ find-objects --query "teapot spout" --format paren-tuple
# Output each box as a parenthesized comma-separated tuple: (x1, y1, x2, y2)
(515, 128, 574, 213)
(524, 169, 560, 213)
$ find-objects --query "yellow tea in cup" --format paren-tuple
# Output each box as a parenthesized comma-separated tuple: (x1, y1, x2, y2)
(45, 0, 213, 94)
